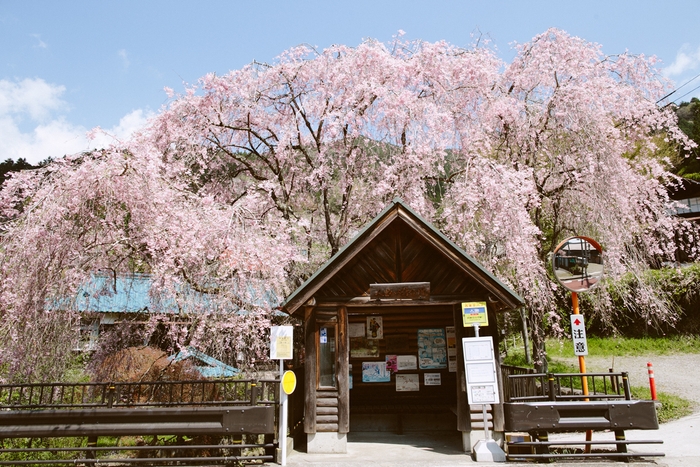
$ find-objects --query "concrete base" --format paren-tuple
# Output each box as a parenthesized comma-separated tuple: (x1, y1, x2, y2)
(462, 430, 504, 452)
(472, 438, 507, 462)
(306, 432, 347, 453)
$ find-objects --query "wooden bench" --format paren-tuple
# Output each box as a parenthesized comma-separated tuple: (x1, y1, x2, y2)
(504, 400, 664, 461)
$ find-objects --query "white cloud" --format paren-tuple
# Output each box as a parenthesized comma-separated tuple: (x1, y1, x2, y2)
(0, 115, 87, 164)
(0, 78, 152, 165)
(88, 109, 152, 148)
(118, 49, 130, 70)
(0, 78, 66, 121)
(663, 44, 700, 77)
(31, 34, 47, 49)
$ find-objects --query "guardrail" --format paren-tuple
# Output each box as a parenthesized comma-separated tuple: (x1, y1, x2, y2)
(0, 378, 277, 409)
(0, 379, 280, 466)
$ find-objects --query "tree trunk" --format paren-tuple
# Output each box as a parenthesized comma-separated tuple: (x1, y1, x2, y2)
(528, 311, 548, 373)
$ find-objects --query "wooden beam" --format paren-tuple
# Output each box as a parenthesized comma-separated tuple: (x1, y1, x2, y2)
(337, 306, 349, 433)
(303, 306, 316, 434)
(490, 306, 506, 433)
(369, 282, 430, 300)
(453, 303, 470, 433)
(314, 295, 475, 307)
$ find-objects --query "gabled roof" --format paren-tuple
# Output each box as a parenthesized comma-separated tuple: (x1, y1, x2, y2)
(282, 198, 524, 315)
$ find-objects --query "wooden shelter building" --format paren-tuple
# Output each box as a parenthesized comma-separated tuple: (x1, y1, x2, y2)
(282, 199, 524, 453)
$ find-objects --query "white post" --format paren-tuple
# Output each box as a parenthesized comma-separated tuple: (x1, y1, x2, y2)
(482, 404, 490, 440)
(279, 360, 288, 466)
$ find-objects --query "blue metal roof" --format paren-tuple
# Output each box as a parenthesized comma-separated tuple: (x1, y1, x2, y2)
(169, 346, 240, 378)
(72, 273, 281, 314)
(74, 273, 182, 313)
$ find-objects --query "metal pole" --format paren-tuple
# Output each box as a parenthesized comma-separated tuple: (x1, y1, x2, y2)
(572, 292, 592, 451)
(279, 360, 288, 466)
(571, 292, 589, 396)
(482, 404, 490, 440)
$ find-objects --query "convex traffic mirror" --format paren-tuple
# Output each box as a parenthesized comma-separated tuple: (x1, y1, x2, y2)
(552, 236, 604, 292)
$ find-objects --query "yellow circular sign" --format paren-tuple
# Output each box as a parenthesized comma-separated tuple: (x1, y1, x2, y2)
(282, 370, 297, 395)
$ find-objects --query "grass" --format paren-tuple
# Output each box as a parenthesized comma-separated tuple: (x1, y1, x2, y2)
(501, 335, 700, 365)
(545, 335, 700, 358)
(631, 386, 694, 423)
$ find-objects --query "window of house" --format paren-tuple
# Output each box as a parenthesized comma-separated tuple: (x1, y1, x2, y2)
(318, 325, 337, 388)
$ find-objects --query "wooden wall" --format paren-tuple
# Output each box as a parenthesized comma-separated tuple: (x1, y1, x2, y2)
(348, 305, 457, 410)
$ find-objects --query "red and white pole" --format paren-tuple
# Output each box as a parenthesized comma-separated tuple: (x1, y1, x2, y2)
(647, 362, 657, 401)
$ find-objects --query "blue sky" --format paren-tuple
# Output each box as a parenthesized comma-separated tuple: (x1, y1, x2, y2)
(2, 0, 700, 164)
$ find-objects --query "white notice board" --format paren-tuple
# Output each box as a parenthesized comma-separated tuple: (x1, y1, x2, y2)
(270, 326, 293, 360)
(462, 336, 500, 404)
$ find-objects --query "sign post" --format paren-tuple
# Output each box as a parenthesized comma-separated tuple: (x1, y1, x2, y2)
(461, 302, 505, 462)
(552, 236, 603, 452)
(270, 326, 294, 466)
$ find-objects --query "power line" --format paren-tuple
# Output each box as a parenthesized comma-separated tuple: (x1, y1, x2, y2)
(672, 82, 700, 104)
(657, 70, 700, 104)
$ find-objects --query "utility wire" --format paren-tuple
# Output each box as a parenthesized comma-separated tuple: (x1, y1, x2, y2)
(657, 70, 700, 104)
(672, 82, 700, 104)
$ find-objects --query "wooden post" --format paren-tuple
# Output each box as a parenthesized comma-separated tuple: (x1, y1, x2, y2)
(489, 306, 505, 432)
(453, 303, 470, 432)
(337, 306, 349, 433)
(303, 305, 316, 434)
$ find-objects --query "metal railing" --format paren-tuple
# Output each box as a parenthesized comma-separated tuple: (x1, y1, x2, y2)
(0, 379, 280, 466)
(0, 378, 278, 409)
(506, 371, 631, 402)
(500, 364, 537, 403)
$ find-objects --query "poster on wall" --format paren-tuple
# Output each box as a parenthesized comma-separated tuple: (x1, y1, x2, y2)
(349, 323, 365, 338)
(396, 374, 420, 392)
(417, 328, 448, 369)
(424, 373, 442, 386)
(350, 337, 379, 358)
(362, 361, 390, 383)
(385, 355, 398, 374)
(366, 316, 383, 339)
(397, 355, 418, 371)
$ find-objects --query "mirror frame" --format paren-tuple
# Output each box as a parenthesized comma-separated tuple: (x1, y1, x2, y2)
(552, 236, 604, 293)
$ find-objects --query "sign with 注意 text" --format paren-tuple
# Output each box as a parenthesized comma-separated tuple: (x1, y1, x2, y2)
(570, 314, 588, 356)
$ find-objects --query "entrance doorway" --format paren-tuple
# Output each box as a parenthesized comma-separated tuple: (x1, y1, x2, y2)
(348, 306, 458, 433)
